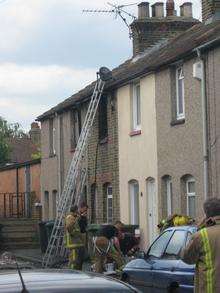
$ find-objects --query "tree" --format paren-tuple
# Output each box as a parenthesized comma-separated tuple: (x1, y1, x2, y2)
(0, 117, 27, 164)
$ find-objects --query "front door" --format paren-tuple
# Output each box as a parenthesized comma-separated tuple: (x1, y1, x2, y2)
(147, 178, 157, 243)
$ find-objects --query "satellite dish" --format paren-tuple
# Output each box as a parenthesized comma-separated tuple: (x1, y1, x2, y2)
(99, 67, 112, 81)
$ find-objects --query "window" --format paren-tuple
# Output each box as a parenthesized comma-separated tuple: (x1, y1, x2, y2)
(49, 119, 55, 156)
(52, 190, 57, 219)
(164, 230, 186, 259)
(107, 185, 113, 223)
(148, 230, 173, 258)
(176, 66, 185, 120)
(132, 83, 141, 130)
(91, 184, 97, 223)
(186, 177, 196, 218)
(70, 109, 81, 150)
(98, 95, 108, 140)
(164, 177, 173, 217)
(44, 191, 49, 220)
(129, 180, 139, 225)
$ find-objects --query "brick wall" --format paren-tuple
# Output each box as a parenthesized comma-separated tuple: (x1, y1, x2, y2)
(0, 161, 41, 219)
(87, 92, 120, 223)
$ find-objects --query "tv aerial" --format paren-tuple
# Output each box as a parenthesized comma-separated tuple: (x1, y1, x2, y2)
(83, 2, 137, 38)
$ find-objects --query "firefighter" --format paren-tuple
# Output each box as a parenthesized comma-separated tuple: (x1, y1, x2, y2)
(65, 205, 84, 270)
(181, 198, 220, 293)
(93, 225, 124, 274)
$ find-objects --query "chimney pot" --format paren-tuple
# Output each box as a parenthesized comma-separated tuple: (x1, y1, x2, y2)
(180, 2, 193, 17)
(138, 2, 150, 19)
(166, 0, 175, 16)
(152, 2, 164, 17)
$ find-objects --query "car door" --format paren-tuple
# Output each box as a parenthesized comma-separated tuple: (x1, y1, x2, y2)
(124, 230, 173, 293)
(151, 229, 189, 293)
(140, 230, 174, 292)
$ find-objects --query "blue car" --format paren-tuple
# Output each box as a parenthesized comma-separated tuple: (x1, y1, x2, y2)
(122, 226, 197, 293)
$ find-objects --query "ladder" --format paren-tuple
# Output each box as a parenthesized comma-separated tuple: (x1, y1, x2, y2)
(43, 67, 112, 268)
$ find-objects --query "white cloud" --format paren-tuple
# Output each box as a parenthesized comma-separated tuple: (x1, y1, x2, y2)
(0, 63, 96, 129)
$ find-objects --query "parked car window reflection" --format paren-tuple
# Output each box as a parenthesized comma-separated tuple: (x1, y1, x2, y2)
(164, 230, 186, 259)
(148, 230, 173, 258)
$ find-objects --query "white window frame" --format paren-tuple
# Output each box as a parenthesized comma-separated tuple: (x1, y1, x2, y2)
(176, 66, 185, 120)
(132, 83, 141, 131)
(166, 178, 172, 216)
(107, 185, 113, 223)
(186, 177, 196, 217)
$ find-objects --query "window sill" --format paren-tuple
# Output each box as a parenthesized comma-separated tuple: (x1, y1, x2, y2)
(170, 118, 185, 126)
(129, 130, 142, 137)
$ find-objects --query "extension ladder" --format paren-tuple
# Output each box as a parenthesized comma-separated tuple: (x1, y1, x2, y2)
(43, 67, 112, 267)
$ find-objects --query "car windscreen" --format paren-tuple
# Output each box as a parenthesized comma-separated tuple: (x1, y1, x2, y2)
(163, 230, 186, 259)
(148, 230, 173, 258)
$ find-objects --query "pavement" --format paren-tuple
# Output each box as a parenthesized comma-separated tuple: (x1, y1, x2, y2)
(1, 248, 43, 267)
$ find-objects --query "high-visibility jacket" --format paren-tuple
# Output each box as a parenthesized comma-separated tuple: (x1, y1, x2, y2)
(181, 216, 220, 293)
(64, 213, 84, 249)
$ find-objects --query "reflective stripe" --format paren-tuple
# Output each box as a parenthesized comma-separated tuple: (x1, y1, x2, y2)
(200, 228, 214, 293)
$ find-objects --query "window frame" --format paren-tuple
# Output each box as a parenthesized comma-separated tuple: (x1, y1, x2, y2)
(166, 178, 173, 217)
(49, 118, 56, 156)
(186, 177, 196, 218)
(132, 82, 141, 131)
(147, 230, 173, 259)
(176, 66, 185, 120)
(107, 185, 113, 223)
(70, 109, 81, 150)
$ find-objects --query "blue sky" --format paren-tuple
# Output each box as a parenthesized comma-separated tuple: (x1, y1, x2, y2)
(0, 0, 201, 130)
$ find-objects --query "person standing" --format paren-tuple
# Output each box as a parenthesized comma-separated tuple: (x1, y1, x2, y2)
(181, 198, 220, 293)
(65, 205, 84, 270)
(78, 202, 89, 267)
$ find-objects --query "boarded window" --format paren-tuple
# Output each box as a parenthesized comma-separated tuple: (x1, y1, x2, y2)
(70, 109, 81, 150)
(98, 95, 108, 140)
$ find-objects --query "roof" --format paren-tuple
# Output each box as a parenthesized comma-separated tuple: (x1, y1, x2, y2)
(37, 20, 220, 121)
(0, 158, 41, 172)
(7, 137, 39, 164)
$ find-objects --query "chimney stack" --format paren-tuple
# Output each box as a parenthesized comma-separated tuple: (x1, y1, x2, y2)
(138, 2, 150, 19)
(152, 2, 164, 17)
(166, 0, 175, 16)
(202, 0, 220, 23)
(29, 122, 41, 147)
(131, 1, 199, 56)
(180, 2, 193, 18)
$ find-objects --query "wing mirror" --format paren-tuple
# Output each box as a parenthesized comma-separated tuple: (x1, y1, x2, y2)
(136, 250, 146, 259)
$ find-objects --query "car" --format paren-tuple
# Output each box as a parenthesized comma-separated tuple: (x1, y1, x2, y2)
(0, 269, 140, 293)
(122, 226, 197, 293)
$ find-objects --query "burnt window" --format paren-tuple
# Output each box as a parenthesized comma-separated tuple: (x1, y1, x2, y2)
(98, 95, 108, 140)
(70, 109, 81, 150)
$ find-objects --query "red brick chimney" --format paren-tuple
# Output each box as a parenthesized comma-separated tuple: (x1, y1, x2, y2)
(131, 1, 199, 56)
(166, 0, 175, 16)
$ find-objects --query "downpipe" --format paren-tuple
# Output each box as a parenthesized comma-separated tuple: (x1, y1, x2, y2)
(196, 49, 208, 200)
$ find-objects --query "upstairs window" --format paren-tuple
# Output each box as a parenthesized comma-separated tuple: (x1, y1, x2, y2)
(176, 66, 185, 120)
(70, 109, 81, 150)
(98, 95, 108, 140)
(49, 118, 56, 156)
(132, 83, 141, 131)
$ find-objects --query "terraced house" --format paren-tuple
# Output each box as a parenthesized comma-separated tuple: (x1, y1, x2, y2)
(37, 0, 220, 245)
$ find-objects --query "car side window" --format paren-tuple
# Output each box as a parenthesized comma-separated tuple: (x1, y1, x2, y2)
(163, 230, 186, 259)
(148, 230, 173, 258)
(185, 232, 192, 247)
